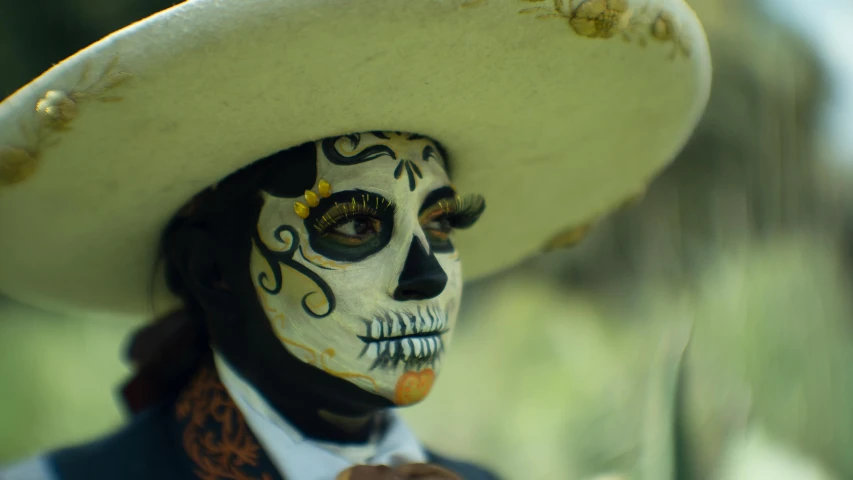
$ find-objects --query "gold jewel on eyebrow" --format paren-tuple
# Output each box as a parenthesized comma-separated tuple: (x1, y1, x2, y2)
(294, 202, 310, 219)
(318, 179, 332, 198)
(304, 190, 320, 207)
(293, 180, 332, 218)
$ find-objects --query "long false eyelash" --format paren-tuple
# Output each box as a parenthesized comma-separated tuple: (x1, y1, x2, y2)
(314, 202, 376, 233)
(313, 194, 394, 232)
(435, 194, 486, 229)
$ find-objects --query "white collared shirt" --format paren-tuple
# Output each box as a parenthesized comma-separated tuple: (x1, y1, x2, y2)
(213, 354, 429, 480)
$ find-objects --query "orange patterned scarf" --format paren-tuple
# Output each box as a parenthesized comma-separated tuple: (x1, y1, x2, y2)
(175, 366, 279, 480)
(173, 365, 463, 480)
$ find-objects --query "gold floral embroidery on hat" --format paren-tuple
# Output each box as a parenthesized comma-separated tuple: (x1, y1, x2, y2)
(542, 221, 595, 251)
(519, 0, 691, 59)
(35, 56, 132, 128)
(0, 56, 131, 188)
(0, 147, 38, 187)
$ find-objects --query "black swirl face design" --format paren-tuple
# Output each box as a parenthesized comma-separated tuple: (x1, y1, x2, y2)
(252, 224, 336, 318)
(321, 132, 450, 192)
(249, 131, 484, 403)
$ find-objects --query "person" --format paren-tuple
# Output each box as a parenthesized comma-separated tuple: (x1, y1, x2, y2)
(0, 0, 711, 478)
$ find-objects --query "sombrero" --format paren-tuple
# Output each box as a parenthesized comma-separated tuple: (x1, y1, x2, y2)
(0, 0, 711, 318)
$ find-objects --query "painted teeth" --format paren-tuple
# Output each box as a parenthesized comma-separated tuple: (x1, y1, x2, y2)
(368, 336, 442, 360)
(395, 312, 407, 337)
(362, 307, 448, 342)
(360, 307, 448, 371)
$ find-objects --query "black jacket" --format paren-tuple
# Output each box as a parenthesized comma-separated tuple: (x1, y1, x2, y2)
(42, 365, 499, 480)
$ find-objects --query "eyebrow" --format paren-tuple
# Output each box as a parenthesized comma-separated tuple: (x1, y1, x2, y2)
(418, 186, 456, 215)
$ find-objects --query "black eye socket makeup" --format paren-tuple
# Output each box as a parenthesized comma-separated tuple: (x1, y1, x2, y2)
(418, 187, 486, 253)
(305, 189, 396, 262)
(303, 186, 485, 261)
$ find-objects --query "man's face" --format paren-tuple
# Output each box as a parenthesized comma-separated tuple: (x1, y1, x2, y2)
(249, 132, 483, 406)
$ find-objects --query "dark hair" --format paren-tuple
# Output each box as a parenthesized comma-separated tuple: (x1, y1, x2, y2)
(160, 141, 318, 318)
(123, 141, 318, 412)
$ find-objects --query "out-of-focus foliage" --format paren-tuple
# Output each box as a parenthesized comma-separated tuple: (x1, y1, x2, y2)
(405, 234, 853, 479)
(535, 0, 844, 292)
(0, 0, 176, 98)
(405, 0, 853, 476)
(0, 301, 134, 462)
(426, 0, 853, 477)
(2, 0, 852, 478)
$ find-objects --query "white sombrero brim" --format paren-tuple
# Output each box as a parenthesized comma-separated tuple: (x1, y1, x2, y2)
(0, 0, 710, 317)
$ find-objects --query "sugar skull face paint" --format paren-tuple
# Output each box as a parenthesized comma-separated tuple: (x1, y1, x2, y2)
(250, 132, 484, 405)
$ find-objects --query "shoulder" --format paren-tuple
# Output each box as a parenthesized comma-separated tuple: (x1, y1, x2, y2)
(37, 404, 189, 480)
(426, 450, 501, 480)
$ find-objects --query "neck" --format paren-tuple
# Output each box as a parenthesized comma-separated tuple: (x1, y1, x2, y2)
(318, 409, 377, 434)
(213, 353, 387, 444)
(273, 403, 386, 444)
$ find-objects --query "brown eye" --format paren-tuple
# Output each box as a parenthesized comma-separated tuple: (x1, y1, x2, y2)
(326, 215, 381, 244)
(424, 217, 452, 241)
(349, 217, 373, 235)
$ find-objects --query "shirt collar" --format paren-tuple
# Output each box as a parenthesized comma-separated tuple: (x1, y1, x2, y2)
(213, 353, 428, 480)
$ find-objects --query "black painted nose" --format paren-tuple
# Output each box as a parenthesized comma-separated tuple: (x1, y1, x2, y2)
(393, 237, 448, 301)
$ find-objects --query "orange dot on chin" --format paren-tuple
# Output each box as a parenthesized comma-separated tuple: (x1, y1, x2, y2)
(393, 369, 436, 406)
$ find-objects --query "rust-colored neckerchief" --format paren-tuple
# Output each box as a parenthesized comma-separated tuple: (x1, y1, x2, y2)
(175, 365, 279, 480)
(174, 366, 460, 480)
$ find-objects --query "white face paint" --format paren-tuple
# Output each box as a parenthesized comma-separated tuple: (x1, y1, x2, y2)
(250, 132, 482, 406)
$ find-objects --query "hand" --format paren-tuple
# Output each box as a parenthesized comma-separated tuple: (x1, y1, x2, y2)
(336, 463, 462, 480)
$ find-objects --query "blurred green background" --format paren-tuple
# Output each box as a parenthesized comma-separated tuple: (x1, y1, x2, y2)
(2, 0, 853, 478)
